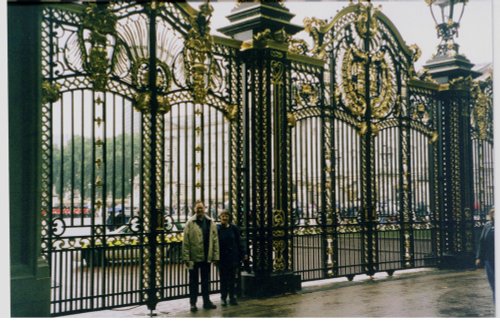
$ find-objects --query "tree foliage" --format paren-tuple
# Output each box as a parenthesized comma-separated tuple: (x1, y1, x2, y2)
(52, 133, 142, 203)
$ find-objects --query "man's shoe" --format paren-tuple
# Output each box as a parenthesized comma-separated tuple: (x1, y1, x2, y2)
(203, 302, 217, 309)
(221, 299, 227, 307)
(190, 305, 198, 312)
(229, 298, 238, 306)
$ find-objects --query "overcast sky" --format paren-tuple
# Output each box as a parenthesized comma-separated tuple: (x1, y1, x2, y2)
(204, 0, 494, 70)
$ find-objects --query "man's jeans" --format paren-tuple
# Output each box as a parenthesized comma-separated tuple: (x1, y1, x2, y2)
(189, 262, 211, 305)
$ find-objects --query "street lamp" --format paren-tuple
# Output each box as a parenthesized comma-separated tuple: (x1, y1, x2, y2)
(425, 0, 467, 58)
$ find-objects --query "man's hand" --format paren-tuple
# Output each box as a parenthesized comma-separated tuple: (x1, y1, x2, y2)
(475, 258, 481, 267)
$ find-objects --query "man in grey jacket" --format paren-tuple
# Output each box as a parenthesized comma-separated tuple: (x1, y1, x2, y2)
(182, 200, 220, 312)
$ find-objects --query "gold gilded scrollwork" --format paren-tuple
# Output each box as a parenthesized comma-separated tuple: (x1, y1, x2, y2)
(287, 112, 297, 127)
(272, 240, 286, 271)
(273, 29, 288, 43)
(134, 92, 172, 114)
(409, 44, 422, 64)
(254, 29, 272, 43)
(272, 210, 285, 228)
(41, 81, 61, 105)
(358, 121, 368, 136)
(271, 60, 284, 85)
(412, 103, 430, 125)
(184, 2, 214, 104)
(78, 2, 118, 92)
(418, 68, 438, 84)
(341, 45, 395, 120)
(355, 3, 378, 39)
(471, 84, 492, 141)
(294, 82, 319, 108)
(342, 46, 368, 117)
(132, 58, 172, 114)
(242, 28, 290, 50)
(272, 210, 285, 237)
(288, 39, 309, 55)
(370, 51, 395, 120)
(303, 17, 327, 59)
(301, 83, 318, 105)
(225, 103, 238, 121)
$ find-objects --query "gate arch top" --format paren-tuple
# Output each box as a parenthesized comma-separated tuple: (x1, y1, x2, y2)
(44, 1, 237, 113)
(317, 2, 420, 69)
(303, 2, 422, 121)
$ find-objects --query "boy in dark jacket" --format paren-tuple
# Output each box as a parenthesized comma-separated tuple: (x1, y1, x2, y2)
(217, 210, 247, 306)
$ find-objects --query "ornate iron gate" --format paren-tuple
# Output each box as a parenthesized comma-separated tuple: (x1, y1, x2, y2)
(38, 0, 493, 317)
(470, 76, 494, 246)
(40, 2, 241, 315)
(289, 2, 439, 281)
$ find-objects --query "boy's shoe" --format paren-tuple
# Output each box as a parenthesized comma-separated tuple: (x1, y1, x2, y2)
(203, 302, 217, 309)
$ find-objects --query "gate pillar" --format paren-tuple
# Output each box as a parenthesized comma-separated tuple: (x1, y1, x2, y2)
(8, 3, 51, 317)
(220, 2, 302, 297)
(424, 52, 480, 268)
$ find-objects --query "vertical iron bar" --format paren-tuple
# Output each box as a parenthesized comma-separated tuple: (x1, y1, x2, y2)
(146, 5, 159, 312)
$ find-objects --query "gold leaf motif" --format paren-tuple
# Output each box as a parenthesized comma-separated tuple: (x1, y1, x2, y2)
(429, 131, 439, 144)
(254, 29, 272, 43)
(272, 240, 285, 271)
(41, 81, 61, 104)
(341, 45, 395, 119)
(358, 122, 368, 136)
(271, 60, 284, 85)
(409, 44, 421, 63)
(472, 84, 491, 141)
(226, 104, 238, 121)
(78, 3, 118, 92)
(134, 92, 151, 113)
(184, 2, 214, 104)
(303, 17, 327, 59)
(273, 29, 288, 43)
(157, 95, 171, 114)
(287, 112, 297, 127)
(288, 39, 309, 55)
(272, 210, 285, 228)
(355, 3, 378, 39)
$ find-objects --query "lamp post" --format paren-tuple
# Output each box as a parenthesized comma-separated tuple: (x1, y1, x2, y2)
(424, 0, 479, 267)
(423, 0, 479, 83)
(425, 0, 467, 58)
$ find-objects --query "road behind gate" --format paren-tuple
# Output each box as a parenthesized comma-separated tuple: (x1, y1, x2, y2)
(68, 268, 496, 318)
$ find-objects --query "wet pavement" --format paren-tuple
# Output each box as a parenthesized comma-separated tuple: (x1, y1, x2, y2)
(68, 268, 496, 318)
